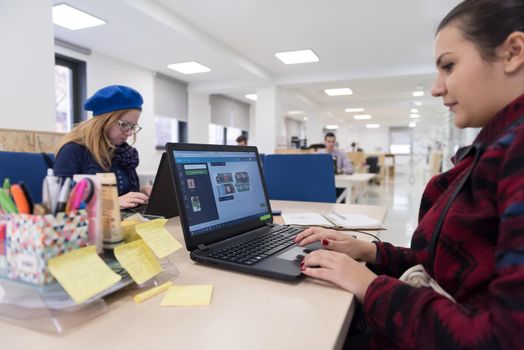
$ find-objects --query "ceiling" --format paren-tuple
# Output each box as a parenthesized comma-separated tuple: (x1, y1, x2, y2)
(53, 0, 460, 129)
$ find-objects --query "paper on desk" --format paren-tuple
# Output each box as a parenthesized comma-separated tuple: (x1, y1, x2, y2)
(48, 246, 121, 304)
(135, 219, 183, 259)
(321, 212, 384, 230)
(281, 212, 335, 227)
(161, 285, 213, 307)
(114, 239, 162, 285)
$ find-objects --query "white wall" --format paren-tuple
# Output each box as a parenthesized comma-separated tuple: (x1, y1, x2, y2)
(0, 0, 55, 131)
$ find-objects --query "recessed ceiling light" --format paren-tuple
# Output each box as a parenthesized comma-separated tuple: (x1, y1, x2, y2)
(410, 114, 420, 119)
(345, 108, 365, 113)
(52, 4, 106, 30)
(274, 49, 319, 65)
(409, 122, 416, 128)
(413, 101, 423, 106)
(324, 88, 353, 96)
(366, 124, 380, 129)
(245, 94, 258, 101)
(167, 61, 211, 74)
(288, 110, 304, 115)
(410, 108, 419, 113)
(353, 114, 372, 120)
(412, 91, 424, 97)
(303, 117, 308, 121)
(326, 125, 339, 130)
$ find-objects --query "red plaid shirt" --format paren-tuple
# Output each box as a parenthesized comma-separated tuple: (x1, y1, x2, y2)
(363, 94, 524, 349)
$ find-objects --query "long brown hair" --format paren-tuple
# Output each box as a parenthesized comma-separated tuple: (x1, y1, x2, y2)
(55, 109, 137, 171)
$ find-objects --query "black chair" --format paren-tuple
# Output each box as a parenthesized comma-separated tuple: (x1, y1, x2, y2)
(365, 156, 380, 185)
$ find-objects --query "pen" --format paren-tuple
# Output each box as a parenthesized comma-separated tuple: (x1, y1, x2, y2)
(134, 281, 173, 303)
(10, 184, 30, 214)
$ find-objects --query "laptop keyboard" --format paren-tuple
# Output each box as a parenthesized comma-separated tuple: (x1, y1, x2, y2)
(207, 226, 303, 265)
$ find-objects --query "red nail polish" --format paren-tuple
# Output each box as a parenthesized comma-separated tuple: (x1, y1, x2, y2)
(322, 239, 329, 246)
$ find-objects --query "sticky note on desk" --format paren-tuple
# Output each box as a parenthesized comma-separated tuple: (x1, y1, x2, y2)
(49, 246, 121, 304)
(161, 285, 213, 307)
(121, 220, 141, 242)
(114, 239, 162, 285)
(135, 219, 183, 259)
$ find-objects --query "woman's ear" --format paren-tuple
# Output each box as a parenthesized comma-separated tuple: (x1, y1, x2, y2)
(501, 31, 524, 74)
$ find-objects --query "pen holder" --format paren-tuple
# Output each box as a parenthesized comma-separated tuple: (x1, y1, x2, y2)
(0, 210, 89, 285)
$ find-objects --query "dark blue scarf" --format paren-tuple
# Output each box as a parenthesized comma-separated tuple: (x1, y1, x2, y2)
(112, 142, 140, 193)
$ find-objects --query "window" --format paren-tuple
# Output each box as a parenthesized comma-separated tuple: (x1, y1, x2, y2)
(155, 117, 187, 149)
(389, 127, 412, 155)
(54, 55, 86, 132)
(209, 124, 225, 145)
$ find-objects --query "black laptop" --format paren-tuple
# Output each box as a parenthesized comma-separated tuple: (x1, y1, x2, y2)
(165, 142, 319, 281)
(121, 153, 179, 219)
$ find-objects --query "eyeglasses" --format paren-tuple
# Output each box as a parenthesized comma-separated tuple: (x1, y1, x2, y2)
(117, 120, 142, 134)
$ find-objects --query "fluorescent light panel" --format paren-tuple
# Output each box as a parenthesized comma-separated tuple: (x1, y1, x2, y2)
(366, 124, 380, 129)
(52, 4, 106, 30)
(414, 101, 423, 106)
(167, 61, 211, 74)
(274, 49, 319, 64)
(353, 114, 372, 120)
(345, 108, 365, 113)
(410, 108, 419, 113)
(410, 114, 420, 119)
(409, 122, 416, 128)
(288, 110, 304, 115)
(326, 125, 339, 130)
(324, 88, 353, 96)
(412, 91, 424, 97)
(245, 94, 258, 101)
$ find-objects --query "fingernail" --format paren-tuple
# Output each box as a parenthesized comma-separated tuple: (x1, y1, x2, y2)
(301, 265, 306, 271)
(300, 261, 304, 267)
(322, 239, 329, 246)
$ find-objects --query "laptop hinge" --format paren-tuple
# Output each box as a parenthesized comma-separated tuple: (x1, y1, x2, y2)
(198, 244, 209, 252)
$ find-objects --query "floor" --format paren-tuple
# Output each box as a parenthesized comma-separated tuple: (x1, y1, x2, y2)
(356, 167, 428, 248)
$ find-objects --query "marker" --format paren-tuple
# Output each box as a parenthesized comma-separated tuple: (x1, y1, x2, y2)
(69, 180, 88, 213)
(134, 281, 173, 303)
(0, 190, 18, 214)
(18, 182, 34, 214)
(10, 184, 30, 214)
(55, 177, 71, 215)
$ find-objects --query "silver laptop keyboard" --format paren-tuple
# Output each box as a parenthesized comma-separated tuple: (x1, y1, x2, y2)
(207, 226, 303, 265)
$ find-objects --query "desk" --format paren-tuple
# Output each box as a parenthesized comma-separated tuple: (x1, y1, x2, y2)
(335, 173, 376, 203)
(0, 200, 386, 350)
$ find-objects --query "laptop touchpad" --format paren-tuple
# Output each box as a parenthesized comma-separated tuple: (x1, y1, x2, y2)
(277, 242, 321, 261)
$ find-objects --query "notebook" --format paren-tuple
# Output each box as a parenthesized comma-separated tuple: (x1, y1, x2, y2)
(121, 153, 179, 220)
(165, 143, 319, 281)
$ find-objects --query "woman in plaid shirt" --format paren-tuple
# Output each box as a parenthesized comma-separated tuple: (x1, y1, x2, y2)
(295, 0, 524, 348)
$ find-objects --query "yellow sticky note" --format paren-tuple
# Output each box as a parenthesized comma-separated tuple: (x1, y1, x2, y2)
(121, 220, 141, 242)
(114, 239, 162, 285)
(135, 219, 183, 259)
(49, 246, 121, 304)
(161, 285, 214, 307)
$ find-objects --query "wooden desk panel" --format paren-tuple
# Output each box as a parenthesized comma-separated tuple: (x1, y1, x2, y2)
(0, 200, 386, 350)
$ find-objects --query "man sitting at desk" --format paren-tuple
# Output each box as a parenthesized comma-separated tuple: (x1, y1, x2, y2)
(321, 132, 354, 175)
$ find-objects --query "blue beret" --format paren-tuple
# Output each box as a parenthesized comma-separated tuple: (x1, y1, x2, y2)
(84, 85, 143, 116)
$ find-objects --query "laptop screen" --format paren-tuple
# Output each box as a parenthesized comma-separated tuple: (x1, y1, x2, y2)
(171, 149, 271, 237)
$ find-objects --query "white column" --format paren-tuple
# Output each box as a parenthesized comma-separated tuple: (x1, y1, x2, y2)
(0, 0, 55, 131)
(252, 86, 281, 154)
(187, 93, 211, 143)
(305, 110, 324, 147)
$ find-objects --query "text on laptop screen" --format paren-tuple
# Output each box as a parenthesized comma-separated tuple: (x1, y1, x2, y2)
(172, 150, 270, 237)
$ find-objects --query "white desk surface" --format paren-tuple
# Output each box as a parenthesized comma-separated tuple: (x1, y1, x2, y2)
(335, 173, 376, 186)
(0, 200, 386, 350)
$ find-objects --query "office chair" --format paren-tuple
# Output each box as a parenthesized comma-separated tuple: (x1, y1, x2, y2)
(0, 151, 54, 203)
(263, 154, 336, 203)
(365, 156, 381, 185)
